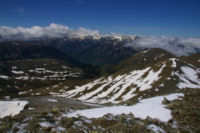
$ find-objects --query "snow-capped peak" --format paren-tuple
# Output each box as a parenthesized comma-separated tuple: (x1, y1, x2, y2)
(110, 33, 137, 42)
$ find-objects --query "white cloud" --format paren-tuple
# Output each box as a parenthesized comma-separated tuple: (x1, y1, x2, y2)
(0, 23, 100, 41)
(126, 36, 200, 56)
(0, 23, 199, 56)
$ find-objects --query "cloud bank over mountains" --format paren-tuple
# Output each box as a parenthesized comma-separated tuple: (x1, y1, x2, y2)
(0, 23, 199, 56)
(0, 23, 100, 40)
(126, 36, 200, 56)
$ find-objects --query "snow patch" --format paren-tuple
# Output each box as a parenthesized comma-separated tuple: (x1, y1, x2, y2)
(147, 124, 166, 133)
(169, 58, 177, 68)
(0, 75, 9, 79)
(35, 68, 46, 71)
(177, 66, 200, 89)
(12, 66, 17, 70)
(39, 122, 53, 128)
(67, 93, 184, 122)
(28, 107, 35, 110)
(15, 76, 29, 80)
(11, 70, 24, 74)
(18, 91, 28, 95)
(0, 100, 28, 118)
(47, 99, 58, 102)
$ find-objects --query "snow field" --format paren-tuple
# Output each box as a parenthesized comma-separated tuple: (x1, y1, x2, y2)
(67, 93, 184, 122)
(0, 100, 29, 118)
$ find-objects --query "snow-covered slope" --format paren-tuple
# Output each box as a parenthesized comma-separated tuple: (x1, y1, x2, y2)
(176, 66, 200, 89)
(54, 65, 165, 103)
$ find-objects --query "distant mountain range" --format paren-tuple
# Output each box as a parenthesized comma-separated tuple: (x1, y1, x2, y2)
(1, 34, 200, 66)
(0, 35, 139, 66)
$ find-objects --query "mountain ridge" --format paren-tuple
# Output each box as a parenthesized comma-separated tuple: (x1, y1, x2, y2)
(43, 48, 200, 105)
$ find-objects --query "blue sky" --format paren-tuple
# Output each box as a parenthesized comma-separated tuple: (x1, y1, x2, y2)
(0, 0, 200, 37)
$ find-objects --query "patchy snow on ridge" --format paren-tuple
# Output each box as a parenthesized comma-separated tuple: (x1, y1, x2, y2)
(137, 64, 166, 91)
(47, 99, 58, 102)
(177, 66, 200, 89)
(15, 76, 29, 80)
(181, 66, 199, 82)
(53, 66, 166, 104)
(39, 122, 53, 128)
(0, 75, 9, 79)
(0, 100, 29, 118)
(67, 93, 184, 122)
(147, 124, 166, 133)
(18, 91, 29, 95)
(169, 58, 177, 68)
(11, 70, 24, 74)
(64, 78, 104, 98)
